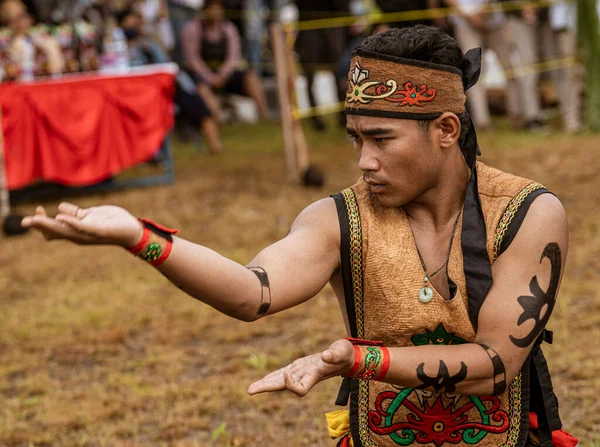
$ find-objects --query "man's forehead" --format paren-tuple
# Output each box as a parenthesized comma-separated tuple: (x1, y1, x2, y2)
(345, 115, 417, 133)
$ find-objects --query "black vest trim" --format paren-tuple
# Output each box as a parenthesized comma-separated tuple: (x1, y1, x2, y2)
(462, 166, 494, 331)
(497, 188, 552, 257)
(332, 192, 359, 410)
(467, 182, 546, 331)
(530, 338, 563, 447)
(332, 193, 358, 338)
(517, 356, 532, 447)
(349, 378, 363, 447)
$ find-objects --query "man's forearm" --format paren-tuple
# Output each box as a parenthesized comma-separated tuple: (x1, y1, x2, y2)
(156, 237, 264, 321)
(379, 343, 508, 396)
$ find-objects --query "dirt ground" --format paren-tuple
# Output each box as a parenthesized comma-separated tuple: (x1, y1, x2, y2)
(1, 121, 599, 446)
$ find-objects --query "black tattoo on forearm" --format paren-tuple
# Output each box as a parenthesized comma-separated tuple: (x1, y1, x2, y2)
(510, 243, 561, 348)
(416, 360, 468, 393)
(478, 343, 507, 395)
(247, 266, 271, 320)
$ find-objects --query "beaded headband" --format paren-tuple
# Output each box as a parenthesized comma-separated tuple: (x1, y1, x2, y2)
(345, 49, 467, 120)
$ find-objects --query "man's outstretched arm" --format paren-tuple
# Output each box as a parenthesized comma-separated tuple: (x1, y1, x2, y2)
(21, 198, 341, 322)
(248, 193, 568, 397)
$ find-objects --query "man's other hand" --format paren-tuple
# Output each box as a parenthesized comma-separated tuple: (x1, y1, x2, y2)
(21, 202, 143, 248)
(247, 339, 354, 397)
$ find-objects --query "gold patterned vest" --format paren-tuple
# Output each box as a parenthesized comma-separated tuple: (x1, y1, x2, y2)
(333, 162, 550, 447)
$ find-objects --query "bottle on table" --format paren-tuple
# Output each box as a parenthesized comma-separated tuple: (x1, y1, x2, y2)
(20, 36, 35, 82)
(100, 17, 129, 74)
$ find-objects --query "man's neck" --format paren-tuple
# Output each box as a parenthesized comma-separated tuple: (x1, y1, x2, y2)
(403, 150, 471, 233)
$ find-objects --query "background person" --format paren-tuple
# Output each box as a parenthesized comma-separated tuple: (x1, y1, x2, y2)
(119, 8, 223, 153)
(181, 0, 269, 121)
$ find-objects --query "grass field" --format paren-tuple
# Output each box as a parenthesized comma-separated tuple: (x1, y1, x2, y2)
(1, 119, 599, 446)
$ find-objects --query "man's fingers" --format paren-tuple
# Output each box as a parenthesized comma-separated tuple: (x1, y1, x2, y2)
(284, 370, 311, 397)
(284, 370, 303, 396)
(22, 207, 47, 227)
(27, 215, 91, 242)
(284, 370, 321, 397)
(247, 370, 286, 395)
(57, 202, 89, 218)
(55, 214, 91, 233)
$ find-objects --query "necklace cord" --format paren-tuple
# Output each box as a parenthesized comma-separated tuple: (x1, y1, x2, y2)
(416, 210, 462, 279)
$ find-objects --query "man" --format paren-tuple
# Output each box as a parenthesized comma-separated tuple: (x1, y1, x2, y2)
(117, 8, 223, 154)
(165, 0, 202, 64)
(181, 0, 269, 121)
(22, 26, 573, 447)
(444, 0, 525, 131)
(502, 0, 583, 133)
(294, 0, 350, 131)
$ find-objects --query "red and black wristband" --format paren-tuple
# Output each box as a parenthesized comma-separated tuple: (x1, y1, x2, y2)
(128, 218, 179, 267)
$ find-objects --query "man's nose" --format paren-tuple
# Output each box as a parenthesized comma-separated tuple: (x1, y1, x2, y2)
(358, 145, 380, 172)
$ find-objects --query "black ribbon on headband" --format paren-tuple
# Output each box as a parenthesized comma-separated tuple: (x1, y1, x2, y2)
(458, 48, 493, 330)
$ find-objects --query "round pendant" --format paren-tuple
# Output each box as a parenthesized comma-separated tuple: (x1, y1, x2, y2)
(418, 287, 434, 303)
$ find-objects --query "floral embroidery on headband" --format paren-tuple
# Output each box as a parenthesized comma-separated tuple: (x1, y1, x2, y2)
(347, 62, 437, 107)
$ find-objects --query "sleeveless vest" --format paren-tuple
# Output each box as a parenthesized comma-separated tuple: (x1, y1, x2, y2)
(332, 162, 561, 447)
(201, 21, 228, 71)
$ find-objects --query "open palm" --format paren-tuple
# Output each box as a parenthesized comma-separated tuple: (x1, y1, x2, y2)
(21, 202, 143, 247)
(247, 339, 354, 397)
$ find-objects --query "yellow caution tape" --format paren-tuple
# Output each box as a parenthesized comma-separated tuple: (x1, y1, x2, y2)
(286, 0, 574, 32)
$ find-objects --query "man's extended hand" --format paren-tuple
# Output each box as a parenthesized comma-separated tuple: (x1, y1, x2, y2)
(21, 202, 143, 248)
(247, 339, 354, 397)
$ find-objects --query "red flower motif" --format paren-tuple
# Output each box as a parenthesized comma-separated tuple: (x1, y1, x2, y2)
(368, 392, 510, 447)
(376, 82, 437, 107)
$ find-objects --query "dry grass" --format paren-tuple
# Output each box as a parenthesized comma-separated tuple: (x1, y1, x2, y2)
(0, 120, 599, 446)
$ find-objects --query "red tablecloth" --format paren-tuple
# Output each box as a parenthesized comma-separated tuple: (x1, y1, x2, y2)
(0, 66, 176, 191)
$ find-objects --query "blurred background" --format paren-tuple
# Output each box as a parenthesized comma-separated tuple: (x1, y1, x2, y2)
(0, 0, 599, 445)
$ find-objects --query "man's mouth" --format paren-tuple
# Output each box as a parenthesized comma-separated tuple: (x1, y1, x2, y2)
(365, 179, 387, 193)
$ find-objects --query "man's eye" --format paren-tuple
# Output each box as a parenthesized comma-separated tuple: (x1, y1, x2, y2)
(349, 135, 361, 142)
(375, 137, 390, 143)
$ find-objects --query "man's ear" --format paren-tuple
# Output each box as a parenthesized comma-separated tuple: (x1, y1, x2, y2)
(435, 112, 461, 149)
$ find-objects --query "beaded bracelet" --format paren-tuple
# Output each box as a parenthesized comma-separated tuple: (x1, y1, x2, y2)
(128, 218, 179, 266)
(343, 338, 390, 381)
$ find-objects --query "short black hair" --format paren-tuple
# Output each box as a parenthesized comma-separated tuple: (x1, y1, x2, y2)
(358, 26, 472, 151)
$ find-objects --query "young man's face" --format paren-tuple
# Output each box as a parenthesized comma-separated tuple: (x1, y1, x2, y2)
(345, 114, 443, 208)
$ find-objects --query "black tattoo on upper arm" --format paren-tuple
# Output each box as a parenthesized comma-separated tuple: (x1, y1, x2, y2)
(510, 242, 561, 348)
(416, 360, 468, 393)
(247, 266, 271, 320)
(478, 343, 507, 395)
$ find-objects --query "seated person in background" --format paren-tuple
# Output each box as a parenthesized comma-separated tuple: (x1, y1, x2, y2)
(181, 0, 269, 121)
(118, 8, 223, 154)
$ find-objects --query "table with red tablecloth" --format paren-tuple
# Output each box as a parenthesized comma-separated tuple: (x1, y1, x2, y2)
(0, 64, 176, 192)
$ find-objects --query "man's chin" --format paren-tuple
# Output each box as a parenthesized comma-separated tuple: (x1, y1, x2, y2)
(369, 189, 405, 208)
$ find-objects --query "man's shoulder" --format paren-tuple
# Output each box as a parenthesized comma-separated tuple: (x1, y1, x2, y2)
(477, 161, 540, 199)
(291, 197, 340, 236)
